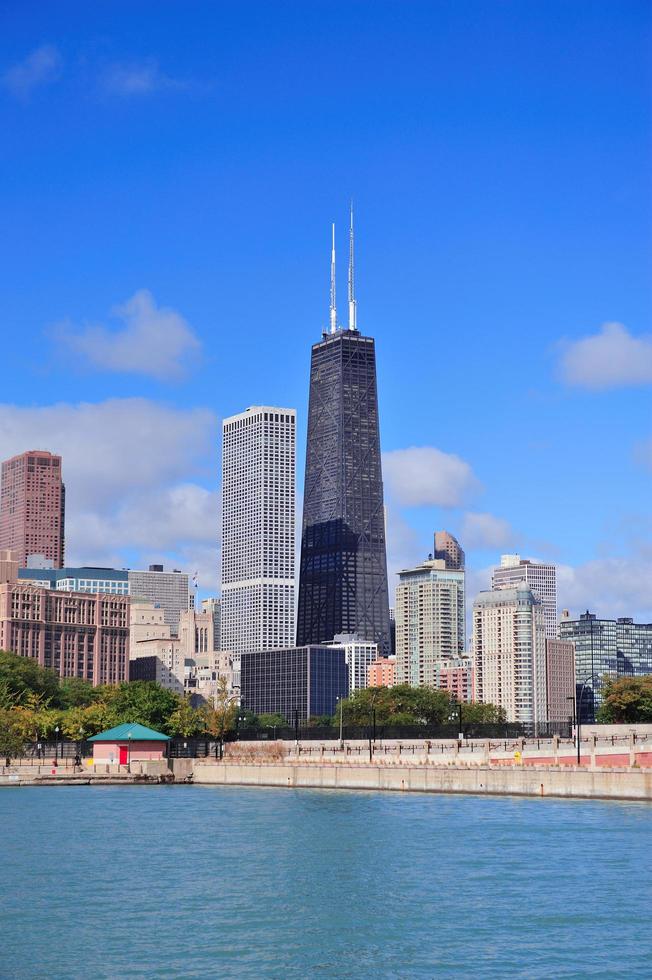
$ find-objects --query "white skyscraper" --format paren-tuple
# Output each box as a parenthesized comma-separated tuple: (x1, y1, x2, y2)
(394, 558, 466, 687)
(492, 554, 558, 639)
(473, 587, 547, 726)
(221, 406, 296, 655)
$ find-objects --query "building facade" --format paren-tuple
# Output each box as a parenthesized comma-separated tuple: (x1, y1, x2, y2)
(221, 406, 296, 656)
(240, 645, 349, 721)
(473, 587, 547, 726)
(395, 558, 466, 687)
(19, 565, 129, 595)
(296, 324, 391, 655)
(201, 597, 221, 651)
(559, 611, 652, 721)
(367, 656, 396, 688)
(433, 656, 473, 703)
(433, 530, 465, 570)
(327, 633, 378, 694)
(0, 450, 65, 568)
(0, 580, 129, 685)
(492, 554, 558, 639)
(544, 638, 576, 724)
(128, 565, 190, 635)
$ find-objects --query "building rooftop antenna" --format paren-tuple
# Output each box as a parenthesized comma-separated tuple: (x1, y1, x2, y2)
(348, 201, 357, 331)
(330, 223, 337, 334)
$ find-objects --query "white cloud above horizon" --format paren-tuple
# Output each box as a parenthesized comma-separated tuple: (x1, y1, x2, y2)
(99, 60, 190, 96)
(0, 398, 220, 589)
(53, 289, 201, 380)
(2, 44, 62, 100)
(383, 446, 480, 508)
(558, 322, 652, 389)
(461, 512, 519, 551)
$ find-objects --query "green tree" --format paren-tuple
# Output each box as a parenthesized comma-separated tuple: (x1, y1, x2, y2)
(0, 709, 25, 761)
(596, 675, 652, 723)
(457, 701, 507, 724)
(168, 696, 205, 737)
(336, 685, 454, 727)
(58, 677, 100, 709)
(103, 681, 182, 733)
(256, 713, 288, 728)
(0, 650, 59, 706)
(202, 677, 238, 755)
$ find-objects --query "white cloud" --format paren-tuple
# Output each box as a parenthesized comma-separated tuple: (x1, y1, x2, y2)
(100, 60, 187, 96)
(0, 398, 219, 585)
(54, 290, 201, 380)
(461, 512, 519, 550)
(557, 557, 652, 622)
(558, 322, 652, 389)
(384, 508, 423, 590)
(2, 44, 62, 100)
(383, 446, 480, 508)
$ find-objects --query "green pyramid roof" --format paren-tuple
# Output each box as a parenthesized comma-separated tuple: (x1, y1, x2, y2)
(88, 722, 170, 742)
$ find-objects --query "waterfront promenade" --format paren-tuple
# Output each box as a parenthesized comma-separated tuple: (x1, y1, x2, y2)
(3, 728, 652, 800)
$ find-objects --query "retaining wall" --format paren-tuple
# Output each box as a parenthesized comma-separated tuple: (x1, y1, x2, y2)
(192, 761, 652, 801)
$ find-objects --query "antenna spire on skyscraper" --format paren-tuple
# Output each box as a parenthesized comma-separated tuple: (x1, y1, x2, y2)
(348, 200, 357, 331)
(329, 223, 337, 334)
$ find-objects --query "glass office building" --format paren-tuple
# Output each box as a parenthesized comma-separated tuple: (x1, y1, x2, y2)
(297, 328, 391, 655)
(559, 611, 652, 721)
(240, 645, 349, 721)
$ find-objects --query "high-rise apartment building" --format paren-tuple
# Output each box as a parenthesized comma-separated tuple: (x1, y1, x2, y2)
(433, 531, 465, 570)
(221, 406, 296, 655)
(395, 558, 466, 687)
(492, 554, 558, 639)
(128, 565, 189, 636)
(559, 611, 652, 721)
(0, 450, 65, 568)
(297, 215, 391, 654)
(473, 587, 547, 726)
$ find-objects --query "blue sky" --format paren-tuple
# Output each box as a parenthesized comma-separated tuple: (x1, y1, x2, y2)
(0, 1, 650, 619)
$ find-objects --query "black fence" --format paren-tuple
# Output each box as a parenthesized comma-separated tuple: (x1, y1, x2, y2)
(232, 720, 572, 742)
(5, 721, 574, 763)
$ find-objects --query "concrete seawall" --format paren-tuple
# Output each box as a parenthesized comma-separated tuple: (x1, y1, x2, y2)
(192, 761, 652, 802)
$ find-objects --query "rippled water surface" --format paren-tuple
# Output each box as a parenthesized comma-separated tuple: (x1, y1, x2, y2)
(1, 786, 651, 978)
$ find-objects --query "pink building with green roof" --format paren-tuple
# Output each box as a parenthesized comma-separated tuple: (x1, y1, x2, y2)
(88, 723, 170, 766)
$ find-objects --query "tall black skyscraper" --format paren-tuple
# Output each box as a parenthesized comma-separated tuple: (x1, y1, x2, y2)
(296, 212, 391, 655)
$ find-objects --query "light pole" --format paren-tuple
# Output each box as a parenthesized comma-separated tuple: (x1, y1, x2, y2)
(54, 725, 60, 764)
(127, 732, 132, 772)
(338, 697, 344, 749)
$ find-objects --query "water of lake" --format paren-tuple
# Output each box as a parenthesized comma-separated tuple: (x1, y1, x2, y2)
(1, 785, 650, 978)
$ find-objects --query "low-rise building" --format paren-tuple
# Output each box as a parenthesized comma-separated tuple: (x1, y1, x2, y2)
(367, 656, 396, 688)
(432, 656, 473, 703)
(88, 723, 170, 765)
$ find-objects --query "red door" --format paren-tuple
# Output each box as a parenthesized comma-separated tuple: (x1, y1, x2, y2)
(119, 745, 128, 765)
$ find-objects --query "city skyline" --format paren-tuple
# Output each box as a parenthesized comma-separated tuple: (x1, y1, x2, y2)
(0, 4, 650, 622)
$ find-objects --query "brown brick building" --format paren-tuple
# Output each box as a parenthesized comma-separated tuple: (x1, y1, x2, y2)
(0, 554, 129, 685)
(0, 450, 65, 568)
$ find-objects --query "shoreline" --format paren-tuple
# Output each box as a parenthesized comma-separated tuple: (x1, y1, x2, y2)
(5, 760, 651, 802)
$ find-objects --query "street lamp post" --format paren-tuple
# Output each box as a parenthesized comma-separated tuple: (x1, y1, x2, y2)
(338, 697, 344, 749)
(54, 725, 60, 764)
